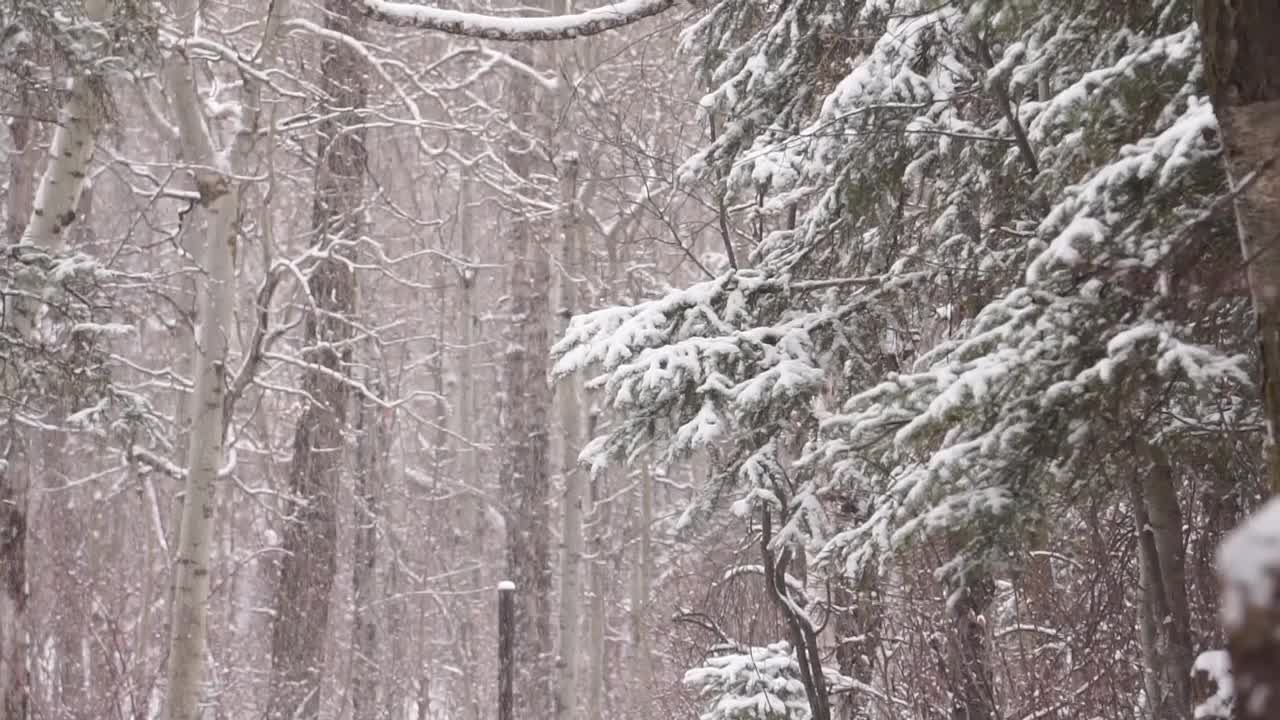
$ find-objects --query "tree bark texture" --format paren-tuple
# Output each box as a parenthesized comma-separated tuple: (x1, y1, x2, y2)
(0, 72, 36, 720)
(946, 573, 996, 720)
(267, 1, 367, 717)
(554, 154, 584, 720)
(497, 42, 554, 720)
(350, 389, 386, 720)
(161, 0, 287, 715)
(1197, 0, 1280, 493)
(1, 4, 108, 715)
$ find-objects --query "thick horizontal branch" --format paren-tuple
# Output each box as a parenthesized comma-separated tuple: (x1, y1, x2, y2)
(360, 0, 678, 41)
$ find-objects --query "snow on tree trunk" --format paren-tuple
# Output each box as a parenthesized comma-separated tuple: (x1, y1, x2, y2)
(760, 509, 830, 720)
(553, 153, 585, 720)
(266, 1, 366, 717)
(11, 0, 111, 337)
(1197, 0, 1280, 493)
(18, 0, 108, 250)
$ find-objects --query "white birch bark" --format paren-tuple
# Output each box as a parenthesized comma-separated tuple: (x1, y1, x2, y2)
(9, 0, 109, 337)
(160, 1, 286, 718)
(1, 6, 110, 715)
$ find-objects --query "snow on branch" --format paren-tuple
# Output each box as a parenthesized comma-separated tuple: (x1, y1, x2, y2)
(361, 0, 678, 41)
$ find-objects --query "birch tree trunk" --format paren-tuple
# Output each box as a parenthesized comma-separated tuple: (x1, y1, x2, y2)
(160, 90, 239, 720)
(1196, 0, 1280, 492)
(161, 0, 286, 717)
(267, 1, 367, 716)
(1, 5, 109, 715)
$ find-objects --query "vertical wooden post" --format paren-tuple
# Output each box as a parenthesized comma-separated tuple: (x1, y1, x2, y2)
(498, 581, 515, 720)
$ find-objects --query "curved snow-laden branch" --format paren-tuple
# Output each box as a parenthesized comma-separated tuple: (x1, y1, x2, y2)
(361, 0, 678, 41)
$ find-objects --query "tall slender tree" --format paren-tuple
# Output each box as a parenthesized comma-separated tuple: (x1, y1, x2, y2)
(498, 43, 555, 720)
(161, 0, 287, 717)
(1, 2, 111, 715)
(267, 1, 369, 717)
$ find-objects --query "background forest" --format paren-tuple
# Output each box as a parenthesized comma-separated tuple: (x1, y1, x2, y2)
(0, 0, 1275, 719)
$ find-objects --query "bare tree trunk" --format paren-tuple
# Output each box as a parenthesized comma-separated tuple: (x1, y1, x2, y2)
(382, 553, 404, 720)
(1132, 475, 1173, 720)
(1197, 9, 1280, 715)
(1141, 442, 1192, 719)
(132, 465, 158, 720)
(499, 209, 555, 719)
(452, 171, 484, 720)
(161, 0, 286, 718)
(761, 509, 831, 720)
(0, 67, 36, 720)
(498, 42, 554, 720)
(267, 2, 367, 717)
(0, 436, 29, 720)
(1196, 0, 1280, 491)
(554, 154, 585, 720)
(629, 466, 654, 695)
(1, 5, 109, 716)
(51, 495, 88, 720)
(351, 386, 386, 720)
(946, 573, 996, 720)
(160, 83, 240, 720)
(585, 462, 608, 720)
